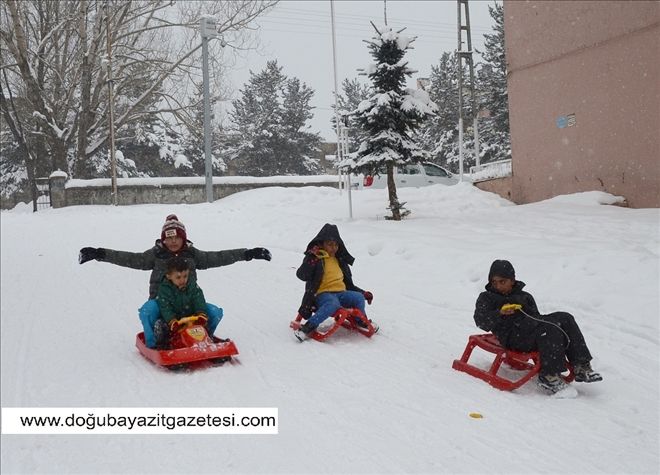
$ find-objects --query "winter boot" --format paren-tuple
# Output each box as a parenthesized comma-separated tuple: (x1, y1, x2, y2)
(356, 318, 379, 333)
(537, 373, 570, 394)
(573, 362, 603, 383)
(153, 319, 170, 349)
(294, 321, 315, 342)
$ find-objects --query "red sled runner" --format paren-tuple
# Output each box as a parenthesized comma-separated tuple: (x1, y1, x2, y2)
(290, 308, 378, 342)
(136, 315, 238, 370)
(452, 333, 574, 391)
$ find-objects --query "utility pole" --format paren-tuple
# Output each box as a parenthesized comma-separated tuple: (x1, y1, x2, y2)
(200, 17, 219, 203)
(456, 0, 480, 181)
(330, 0, 342, 183)
(339, 115, 353, 219)
(106, 3, 118, 205)
(330, 0, 353, 219)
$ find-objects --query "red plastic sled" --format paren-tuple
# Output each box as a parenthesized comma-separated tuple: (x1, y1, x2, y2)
(136, 316, 238, 370)
(290, 308, 377, 341)
(452, 333, 574, 391)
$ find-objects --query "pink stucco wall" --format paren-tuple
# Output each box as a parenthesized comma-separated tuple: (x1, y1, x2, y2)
(504, 1, 659, 208)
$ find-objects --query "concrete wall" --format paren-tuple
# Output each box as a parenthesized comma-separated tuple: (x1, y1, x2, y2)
(473, 176, 513, 202)
(504, 1, 659, 208)
(50, 179, 338, 208)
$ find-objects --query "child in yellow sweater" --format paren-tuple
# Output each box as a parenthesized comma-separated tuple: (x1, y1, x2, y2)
(294, 223, 375, 341)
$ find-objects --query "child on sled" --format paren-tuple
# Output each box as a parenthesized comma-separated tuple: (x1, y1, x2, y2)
(473, 259, 602, 394)
(294, 223, 376, 342)
(79, 214, 271, 348)
(154, 257, 208, 347)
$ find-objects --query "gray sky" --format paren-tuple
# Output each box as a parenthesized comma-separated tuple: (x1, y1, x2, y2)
(227, 0, 497, 141)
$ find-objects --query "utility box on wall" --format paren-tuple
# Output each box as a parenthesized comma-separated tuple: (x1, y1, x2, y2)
(503, 1, 659, 208)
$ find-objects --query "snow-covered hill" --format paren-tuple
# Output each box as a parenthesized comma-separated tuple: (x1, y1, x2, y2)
(1, 184, 658, 474)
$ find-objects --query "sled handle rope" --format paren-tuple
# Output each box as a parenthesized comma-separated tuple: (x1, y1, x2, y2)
(518, 307, 571, 348)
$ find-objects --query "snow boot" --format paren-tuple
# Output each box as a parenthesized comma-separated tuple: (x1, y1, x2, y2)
(153, 319, 170, 349)
(573, 362, 603, 383)
(294, 321, 314, 342)
(356, 318, 379, 333)
(537, 373, 570, 394)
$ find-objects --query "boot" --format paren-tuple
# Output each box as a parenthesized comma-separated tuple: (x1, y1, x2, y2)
(574, 362, 603, 383)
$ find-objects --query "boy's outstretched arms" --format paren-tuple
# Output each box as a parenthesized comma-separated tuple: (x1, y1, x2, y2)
(244, 247, 272, 261)
(79, 247, 106, 264)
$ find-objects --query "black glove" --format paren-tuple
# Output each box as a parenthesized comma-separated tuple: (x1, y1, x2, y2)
(244, 247, 272, 261)
(79, 247, 105, 264)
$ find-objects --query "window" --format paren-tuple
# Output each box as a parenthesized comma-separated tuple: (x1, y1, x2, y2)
(402, 165, 420, 175)
(423, 164, 448, 177)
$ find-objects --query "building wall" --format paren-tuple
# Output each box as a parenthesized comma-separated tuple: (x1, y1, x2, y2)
(504, 1, 659, 208)
(473, 176, 513, 202)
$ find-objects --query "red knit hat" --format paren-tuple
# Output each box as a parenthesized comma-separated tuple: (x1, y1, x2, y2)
(161, 214, 187, 242)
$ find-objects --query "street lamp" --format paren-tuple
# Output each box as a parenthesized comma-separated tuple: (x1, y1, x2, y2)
(106, 2, 118, 205)
(199, 17, 224, 203)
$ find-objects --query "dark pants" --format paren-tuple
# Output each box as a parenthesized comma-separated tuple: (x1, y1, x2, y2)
(506, 312, 593, 376)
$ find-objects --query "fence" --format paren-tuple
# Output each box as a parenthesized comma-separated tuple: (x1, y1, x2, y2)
(469, 159, 512, 182)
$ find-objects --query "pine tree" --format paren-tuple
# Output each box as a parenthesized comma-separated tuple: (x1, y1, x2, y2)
(345, 24, 437, 221)
(331, 78, 373, 154)
(476, 2, 511, 163)
(226, 60, 321, 176)
(417, 52, 462, 170)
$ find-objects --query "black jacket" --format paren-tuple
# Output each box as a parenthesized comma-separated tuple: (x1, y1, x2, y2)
(296, 224, 364, 318)
(101, 240, 247, 299)
(473, 280, 541, 347)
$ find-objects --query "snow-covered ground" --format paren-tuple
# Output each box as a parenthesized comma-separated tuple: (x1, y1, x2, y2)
(1, 183, 659, 474)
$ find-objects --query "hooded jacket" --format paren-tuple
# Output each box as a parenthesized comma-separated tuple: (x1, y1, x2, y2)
(473, 279, 542, 347)
(156, 274, 207, 325)
(296, 224, 363, 318)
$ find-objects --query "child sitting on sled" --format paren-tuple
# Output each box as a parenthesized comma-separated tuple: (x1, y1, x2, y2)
(154, 257, 208, 346)
(294, 223, 376, 342)
(79, 214, 271, 348)
(473, 259, 602, 394)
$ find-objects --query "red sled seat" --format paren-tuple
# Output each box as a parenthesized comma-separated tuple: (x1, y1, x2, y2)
(452, 333, 574, 391)
(290, 308, 377, 341)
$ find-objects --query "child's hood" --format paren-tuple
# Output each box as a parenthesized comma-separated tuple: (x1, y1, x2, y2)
(305, 223, 355, 265)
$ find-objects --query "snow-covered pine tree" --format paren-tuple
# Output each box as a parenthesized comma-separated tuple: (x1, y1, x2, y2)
(345, 24, 437, 220)
(417, 52, 463, 171)
(476, 2, 511, 163)
(331, 78, 373, 154)
(226, 60, 321, 176)
(281, 77, 323, 174)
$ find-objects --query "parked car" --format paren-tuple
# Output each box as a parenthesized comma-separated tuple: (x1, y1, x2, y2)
(361, 162, 458, 188)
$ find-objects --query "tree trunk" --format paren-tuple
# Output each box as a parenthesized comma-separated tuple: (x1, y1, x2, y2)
(386, 162, 401, 221)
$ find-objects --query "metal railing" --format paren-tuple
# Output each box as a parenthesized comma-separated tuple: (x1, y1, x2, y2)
(469, 159, 512, 181)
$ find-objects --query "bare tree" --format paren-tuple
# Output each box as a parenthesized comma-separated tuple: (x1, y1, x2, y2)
(0, 0, 277, 180)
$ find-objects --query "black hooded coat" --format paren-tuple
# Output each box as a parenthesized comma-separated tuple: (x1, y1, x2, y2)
(296, 224, 364, 319)
(473, 280, 542, 348)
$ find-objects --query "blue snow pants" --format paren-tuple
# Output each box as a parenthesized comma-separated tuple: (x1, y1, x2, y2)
(138, 299, 223, 348)
(307, 290, 366, 329)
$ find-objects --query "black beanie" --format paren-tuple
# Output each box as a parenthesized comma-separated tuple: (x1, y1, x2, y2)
(489, 259, 515, 281)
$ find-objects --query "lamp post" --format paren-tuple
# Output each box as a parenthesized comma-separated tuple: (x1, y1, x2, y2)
(200, 17, 219, 203)
(106, 2, 118, 205)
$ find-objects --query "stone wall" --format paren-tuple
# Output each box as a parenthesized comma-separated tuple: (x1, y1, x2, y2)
(49, 177, 339, 208)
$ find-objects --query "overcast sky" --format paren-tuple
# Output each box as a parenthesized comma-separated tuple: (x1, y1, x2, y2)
(226, 0, 497, 141)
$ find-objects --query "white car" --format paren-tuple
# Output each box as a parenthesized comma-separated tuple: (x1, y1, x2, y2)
(362, 162, 458, 188)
